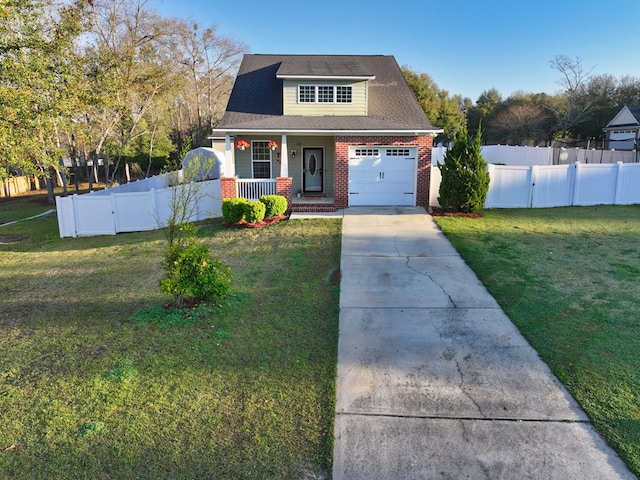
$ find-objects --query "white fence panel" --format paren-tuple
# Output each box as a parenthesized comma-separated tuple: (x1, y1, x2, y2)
(531, 165, 575, 208)
(55, 195, 76, 238)
(152, 188, 175, 228)
(429, 164, 442, 207)
(615, 163, 640, 204)
(485, 165, 531, 208)
(483, 145, 552, 166)
(73, 195, 116, 236)
(112, 192, 158, 232)
(573, 163, 618, 206)
(56, 179, 221, 237)
(431, 161, 640, 210)
(194, 181, 223, 220)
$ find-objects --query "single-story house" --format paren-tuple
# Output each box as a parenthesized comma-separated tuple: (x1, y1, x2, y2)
(603, 105, 640, 150)
(211, 54, 442, 212)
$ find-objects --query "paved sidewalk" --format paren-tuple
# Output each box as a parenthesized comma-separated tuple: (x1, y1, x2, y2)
(332, 206, 635, 479)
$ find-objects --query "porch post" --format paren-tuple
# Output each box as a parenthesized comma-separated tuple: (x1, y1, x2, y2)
(280, 134, 288, 177)
(224, 135, 235, 177)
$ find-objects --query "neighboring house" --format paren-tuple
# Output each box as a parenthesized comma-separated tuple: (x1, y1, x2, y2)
(603, 105, 640, 150)
(211, 54, 442, 212)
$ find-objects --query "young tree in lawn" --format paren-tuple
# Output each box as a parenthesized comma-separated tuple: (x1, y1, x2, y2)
(158, 141, 231, 308)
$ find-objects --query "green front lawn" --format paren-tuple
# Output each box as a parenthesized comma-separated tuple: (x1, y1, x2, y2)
(435, 206, 640, 477)
(0, 200, 341, 479)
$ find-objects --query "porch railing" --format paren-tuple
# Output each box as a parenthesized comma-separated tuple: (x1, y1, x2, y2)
(237, 178, 277, 200)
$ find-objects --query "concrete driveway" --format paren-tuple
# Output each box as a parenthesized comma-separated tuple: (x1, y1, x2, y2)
(332, 206, 635, 479)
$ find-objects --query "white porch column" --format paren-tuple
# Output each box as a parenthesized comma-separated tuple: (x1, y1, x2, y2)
(280, 134, 289, 177)
(224, 135, 235, 177)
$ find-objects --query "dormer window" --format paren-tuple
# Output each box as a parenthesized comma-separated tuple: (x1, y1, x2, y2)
(298, 85, 353, 104)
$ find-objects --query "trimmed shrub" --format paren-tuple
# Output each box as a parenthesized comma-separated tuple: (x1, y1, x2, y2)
(259, 195, 288, 217)
(242, 200, 266, 224)
(222, 198, 248, 224)
(438, 127, 490, 213)
(160, 242, 232, 306)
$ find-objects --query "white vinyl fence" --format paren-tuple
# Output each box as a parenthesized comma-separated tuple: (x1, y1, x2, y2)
(432, 145, 639, 167)
(56, 173, 221, 238)
(430, 161, 640, 209)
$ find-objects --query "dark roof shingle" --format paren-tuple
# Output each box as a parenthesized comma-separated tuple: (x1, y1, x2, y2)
(218, 54, 439, 133)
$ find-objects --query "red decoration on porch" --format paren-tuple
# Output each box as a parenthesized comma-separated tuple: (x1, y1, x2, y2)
(235, 139, 250, 150)
(267, 140, 279, 150)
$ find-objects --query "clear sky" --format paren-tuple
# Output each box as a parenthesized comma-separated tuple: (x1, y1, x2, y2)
(155, 0, 640, 103)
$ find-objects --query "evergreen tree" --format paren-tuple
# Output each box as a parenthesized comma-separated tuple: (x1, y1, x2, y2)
(438, 127, 490, 213)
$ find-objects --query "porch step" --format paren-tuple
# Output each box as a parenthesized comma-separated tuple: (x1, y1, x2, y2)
(291, 203, 338, 213)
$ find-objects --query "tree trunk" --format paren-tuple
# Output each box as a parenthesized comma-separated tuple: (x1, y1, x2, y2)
(46, 175, 55, 205)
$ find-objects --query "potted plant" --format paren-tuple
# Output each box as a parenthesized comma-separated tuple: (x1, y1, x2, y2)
(267, 140, 279, 151)
(235, 139, 250, 151)
(296, 188, 302, 199)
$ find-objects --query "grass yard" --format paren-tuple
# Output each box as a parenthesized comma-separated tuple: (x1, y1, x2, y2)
(435, 206, 640, 477)
(0, 195, 341, 479)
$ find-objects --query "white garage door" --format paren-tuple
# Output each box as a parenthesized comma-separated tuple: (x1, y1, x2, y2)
(348, 147, 417, 206)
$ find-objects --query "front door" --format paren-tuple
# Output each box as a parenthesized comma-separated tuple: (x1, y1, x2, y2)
(303, 148, 323, 192)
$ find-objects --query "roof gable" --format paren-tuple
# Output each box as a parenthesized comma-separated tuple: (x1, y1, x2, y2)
(606, 105, 640, 128)
(219, 54, 439, 133)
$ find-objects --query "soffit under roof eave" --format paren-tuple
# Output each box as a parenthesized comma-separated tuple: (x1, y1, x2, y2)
(276, 74, 376, 81)
(211, 128, 444, 137)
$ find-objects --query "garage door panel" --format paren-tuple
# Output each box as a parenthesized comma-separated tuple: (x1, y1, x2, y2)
(348, 147, 417, 206)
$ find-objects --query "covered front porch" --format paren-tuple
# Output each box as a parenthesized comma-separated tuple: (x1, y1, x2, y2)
(217, 133, 339, 212)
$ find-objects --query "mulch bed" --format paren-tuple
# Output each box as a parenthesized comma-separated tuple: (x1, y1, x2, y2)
(223, 213, 290, 229)
(430, 207, 485, 218)
(0, 235, 28, 244)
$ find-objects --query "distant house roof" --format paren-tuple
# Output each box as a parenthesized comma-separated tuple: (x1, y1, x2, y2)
(215, 54, 440, 134)
(604, 105, 640, 130)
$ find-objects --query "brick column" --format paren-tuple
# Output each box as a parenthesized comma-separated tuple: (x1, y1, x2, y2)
(334, 138, 350, 209)
(220, 177, 237, 199)
(415, 135, 433, 209)
(276, 177, 292, 208)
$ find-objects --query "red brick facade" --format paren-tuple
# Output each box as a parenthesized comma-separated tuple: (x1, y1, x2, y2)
(276, 177, 292, 207)
(334, 135, 433, 209)
(220, 177, 237, 200)
(223, 136, 434, 213)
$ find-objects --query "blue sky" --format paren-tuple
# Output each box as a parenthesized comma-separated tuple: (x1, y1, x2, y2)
(156, 0, 640, 102)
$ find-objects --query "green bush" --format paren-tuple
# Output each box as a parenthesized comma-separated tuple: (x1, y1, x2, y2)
(243, 200, 266, 224)
(222, 198, 248, 223)
(259, 195, 288, 217)
(437, 127, 490, 213)
(160, 242, 232, 306)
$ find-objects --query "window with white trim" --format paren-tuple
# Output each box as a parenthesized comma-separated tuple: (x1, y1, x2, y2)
(298, 85, 353, 103)
(318, 86, 333, 103)
(252, 141, 272, 178)
(336, 86, 352, 103)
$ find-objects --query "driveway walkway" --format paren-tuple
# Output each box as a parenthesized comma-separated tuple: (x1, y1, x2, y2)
(332, 206, 635, 479)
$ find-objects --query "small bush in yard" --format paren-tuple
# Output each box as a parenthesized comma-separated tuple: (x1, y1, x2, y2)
(243, 201, 266, 224)
(222, 198, 248, 224)
(438, 127, 490, 213)
(160, 241, 232, 307)
(259, 195, 288, 217)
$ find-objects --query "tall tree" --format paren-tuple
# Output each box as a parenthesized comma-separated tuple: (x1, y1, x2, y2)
(402, 66, 466, 144)
(466, 88, 503, 138)
(0, 0, 86, 198)
(167, 20, 245, 149)
(547, 55, 594, 139)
